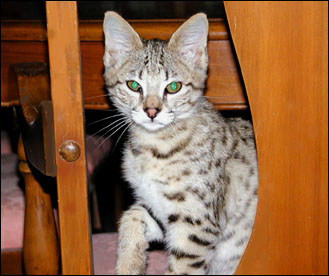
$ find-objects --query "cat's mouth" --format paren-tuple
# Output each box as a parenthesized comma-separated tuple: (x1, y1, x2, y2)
(139, 120, 167, 132)
(131, 110, 173, 132)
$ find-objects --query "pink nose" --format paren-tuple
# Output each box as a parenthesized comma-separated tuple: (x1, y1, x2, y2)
(145, 108, 159, 120)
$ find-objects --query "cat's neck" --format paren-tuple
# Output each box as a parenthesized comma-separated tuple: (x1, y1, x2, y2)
(128, 114, 196, 154)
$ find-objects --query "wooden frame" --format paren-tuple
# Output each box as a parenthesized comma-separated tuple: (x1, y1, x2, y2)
(225, 2, 328, 274)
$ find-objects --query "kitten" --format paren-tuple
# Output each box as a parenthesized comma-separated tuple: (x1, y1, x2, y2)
(103, 11, 258, 275)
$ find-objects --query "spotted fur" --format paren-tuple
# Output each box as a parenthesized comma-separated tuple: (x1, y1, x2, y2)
(103, 11, 258, 275)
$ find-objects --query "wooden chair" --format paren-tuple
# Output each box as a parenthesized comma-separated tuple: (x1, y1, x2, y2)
(2, 1, 246, 274)
(1, 1, 327, 275)
(18, 2, 91, 274)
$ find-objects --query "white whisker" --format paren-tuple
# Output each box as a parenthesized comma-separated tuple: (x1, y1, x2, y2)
(87, 117, 127, 140)
(112, 121, 133, 152)
(87, 113, 123, 126)
(94, 120, 131, 152)
(93, 119, 128, 148)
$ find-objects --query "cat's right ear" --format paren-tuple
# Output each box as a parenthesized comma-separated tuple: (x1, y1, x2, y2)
(168, 13, 209, 70)
(103, 11, 143, 68)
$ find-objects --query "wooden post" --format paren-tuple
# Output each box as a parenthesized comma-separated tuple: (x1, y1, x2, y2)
(18, 136, 59, 275)
(45, 1, 93, 274)
(225, 1, 328, 274)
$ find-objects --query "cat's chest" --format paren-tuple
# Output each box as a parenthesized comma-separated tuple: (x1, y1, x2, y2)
(123, 147, 193, 217)
(126, 150, 182, 189)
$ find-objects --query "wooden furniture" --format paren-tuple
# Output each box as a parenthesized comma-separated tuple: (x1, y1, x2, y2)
(2, 2, 93, 274)
(1, 16, 247, 111)
(2, 2, 245, 275)
(18, 135, 59, 274)
(225, 1, 328, 275)
(46, 2, 92, 274)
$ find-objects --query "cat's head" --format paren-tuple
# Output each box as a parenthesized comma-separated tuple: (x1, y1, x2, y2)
(103, 12, 209, 132)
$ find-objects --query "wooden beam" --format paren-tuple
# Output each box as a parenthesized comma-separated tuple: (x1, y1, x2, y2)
(46, 1, 93, 274)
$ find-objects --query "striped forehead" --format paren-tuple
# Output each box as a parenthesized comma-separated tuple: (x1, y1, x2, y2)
(140, 39, 168, 76)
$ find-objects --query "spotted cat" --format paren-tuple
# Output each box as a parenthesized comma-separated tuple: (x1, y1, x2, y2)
(103, 11, 258, 275)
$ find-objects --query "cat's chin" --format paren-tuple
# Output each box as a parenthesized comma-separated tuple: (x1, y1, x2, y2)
(139, 122, 167, 132)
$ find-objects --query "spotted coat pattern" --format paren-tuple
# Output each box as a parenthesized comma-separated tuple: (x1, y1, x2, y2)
(103, 11, 258, 275)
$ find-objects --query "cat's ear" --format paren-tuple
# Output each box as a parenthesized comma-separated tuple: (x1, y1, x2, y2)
(168, 13, 209, 69)
(103, 11, 143, 68)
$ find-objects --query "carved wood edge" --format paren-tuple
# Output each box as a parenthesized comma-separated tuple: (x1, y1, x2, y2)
(13, 62, 57, 177)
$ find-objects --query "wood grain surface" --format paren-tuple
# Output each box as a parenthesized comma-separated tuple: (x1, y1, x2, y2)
(1, 19, 247, 110)
(18, 136, 59, 275)
(1, 19, 228, 41)
(1, 249, 23, 275)
(46, 2, 93, 274)
(225, 1, 328, 274)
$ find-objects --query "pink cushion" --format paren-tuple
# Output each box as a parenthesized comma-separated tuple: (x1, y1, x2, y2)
(1, 154, 24, 249)
(1, 131, 13, 155)
(93, 233, 168, 275)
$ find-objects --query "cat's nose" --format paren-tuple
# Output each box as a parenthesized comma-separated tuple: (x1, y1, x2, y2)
(144, 108, 160, 120)
(143, 95, 162, 120)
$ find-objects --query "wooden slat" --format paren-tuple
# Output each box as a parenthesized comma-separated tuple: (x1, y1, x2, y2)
(206, 40, 246, 109)
(46, 2, 93, 274)
(225, 1, 328, 275)
(1, 19, 227, 41)
(1, 40, 247, 110)
(1, 21, 47, 41)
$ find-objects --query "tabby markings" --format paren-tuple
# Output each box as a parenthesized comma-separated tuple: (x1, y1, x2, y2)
(163, 192, 186, 202)
(189, 260, 205, 268)
(183, 216, 194, 225)
(168, 214, 180, 223)
(188, 234, 211, 246)
(202, 227, 220, 236)
(170, 248, 200, 259)
(146, 135, 192, 159)
(141, 204, 165, 233)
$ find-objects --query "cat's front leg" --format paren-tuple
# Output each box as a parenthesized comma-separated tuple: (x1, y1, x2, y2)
(116, 204, 164, 275)
(165, 224, 215, 275)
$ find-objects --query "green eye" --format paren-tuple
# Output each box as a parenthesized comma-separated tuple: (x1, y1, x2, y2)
(166, 82, 182, 94)
(127, 81, 142, 92)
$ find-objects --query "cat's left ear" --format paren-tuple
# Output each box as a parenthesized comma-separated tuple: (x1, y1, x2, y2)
(168, 13, 209, 69)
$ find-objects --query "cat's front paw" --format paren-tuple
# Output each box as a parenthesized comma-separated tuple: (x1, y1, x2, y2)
(116, 264, 144, 275)
(116, 253, 146, 275)
(116, 263, 144, 275)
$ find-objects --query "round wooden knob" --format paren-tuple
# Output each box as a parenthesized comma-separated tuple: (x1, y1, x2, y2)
(59, 140, 81, 162)
(23, 105, 38, 124)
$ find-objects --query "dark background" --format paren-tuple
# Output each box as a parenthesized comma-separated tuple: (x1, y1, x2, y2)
(1, 1, 225, 20)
